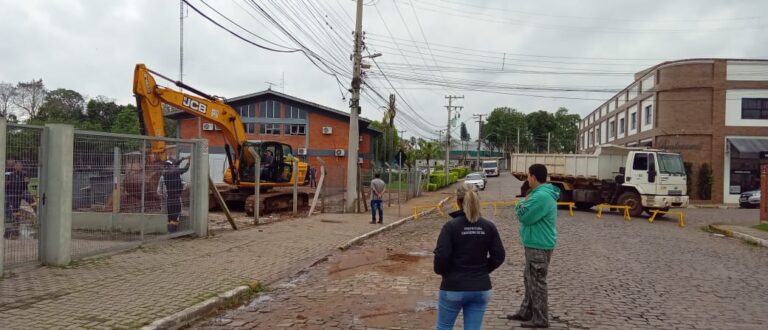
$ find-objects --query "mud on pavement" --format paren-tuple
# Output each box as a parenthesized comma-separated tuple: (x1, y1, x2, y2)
(190, 212, 448, 330)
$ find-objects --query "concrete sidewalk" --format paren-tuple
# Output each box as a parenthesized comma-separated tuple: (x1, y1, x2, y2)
(0, 190, 453, 329)
(709, 224, 768, 248)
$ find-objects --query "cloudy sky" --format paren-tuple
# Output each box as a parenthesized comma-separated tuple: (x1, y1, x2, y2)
(1, 0, 767, 141)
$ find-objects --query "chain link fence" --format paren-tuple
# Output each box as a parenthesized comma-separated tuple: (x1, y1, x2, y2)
(3, 124, 44, 268)
(70, 131, 196, 259)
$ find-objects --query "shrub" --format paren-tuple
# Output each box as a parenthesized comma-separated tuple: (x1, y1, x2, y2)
(449, 172, 458, 184)
(683, 162, 693, 197)
(427, 183, 438, 191)
(430, 173, 447, 187)
(698, 163, 713, 200)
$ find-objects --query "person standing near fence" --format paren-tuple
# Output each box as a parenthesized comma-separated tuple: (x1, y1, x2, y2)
(433, 183, 506, 330)
(308, 167, 316, 188)
(370, 173, 386, 224)
(158, 156, 191, 233)
(507, 164, 559, 328)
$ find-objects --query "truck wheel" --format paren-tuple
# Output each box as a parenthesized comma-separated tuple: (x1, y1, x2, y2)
(575, 202, 593, 210)
(618, 192, 643, 217)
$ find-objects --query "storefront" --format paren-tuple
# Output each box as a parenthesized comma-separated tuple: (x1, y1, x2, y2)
(723, 137, 768, 203)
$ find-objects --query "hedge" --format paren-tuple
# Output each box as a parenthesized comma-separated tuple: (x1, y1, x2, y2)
(427, 183, 438, 191)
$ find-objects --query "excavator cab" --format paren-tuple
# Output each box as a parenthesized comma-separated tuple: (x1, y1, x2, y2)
(236, 141, 295, 184)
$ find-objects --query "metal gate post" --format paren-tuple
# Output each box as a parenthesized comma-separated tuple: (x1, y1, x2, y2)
(40, 124, 74, 266)
(0, 118, 6, 274)
(191, 140, 209, 237)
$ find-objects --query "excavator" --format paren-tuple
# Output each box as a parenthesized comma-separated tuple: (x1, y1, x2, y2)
(131, 63, 309, 215)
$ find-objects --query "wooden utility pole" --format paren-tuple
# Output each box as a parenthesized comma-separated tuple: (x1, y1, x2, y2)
(444, 95, 464, 178)
(473, 114, 484, 170)
(345, 0, 364, 212)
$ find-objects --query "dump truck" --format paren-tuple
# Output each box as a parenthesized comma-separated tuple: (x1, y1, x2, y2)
(510, 145, 689, 216)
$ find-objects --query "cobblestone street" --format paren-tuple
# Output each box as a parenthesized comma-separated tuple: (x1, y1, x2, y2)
(194, 174, 768, 330)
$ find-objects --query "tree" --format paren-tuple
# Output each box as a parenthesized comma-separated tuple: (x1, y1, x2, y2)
(0, 82, 17, 120)
(86, 96, 122, 132)
(34, 88, 86, 122)
(526, 110, 557, 153)
(552, 107, 581, 153)
(369, 116, 400, 166)
(111, 105, 141, 134)
(460, 122, 470, 162)
(482, 107, 528, 153)
(417, 140, 442, 176)
(13, 79, 46, 120)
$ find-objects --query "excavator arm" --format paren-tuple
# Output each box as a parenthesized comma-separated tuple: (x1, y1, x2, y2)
(132, 64, 252, 179)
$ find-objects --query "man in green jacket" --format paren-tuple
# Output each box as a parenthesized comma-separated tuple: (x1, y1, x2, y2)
(508, 163, 559, 328)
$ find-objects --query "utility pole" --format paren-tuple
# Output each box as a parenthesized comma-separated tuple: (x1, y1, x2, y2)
(516, 127, 520, 153)
(473, 114, 484, 171)
(345, 0, 364, 213)
(387, 94, 396, 166)
(444, 95, 464, 178)
(547, 132, 551, 153)
(435, 129, 445, 169)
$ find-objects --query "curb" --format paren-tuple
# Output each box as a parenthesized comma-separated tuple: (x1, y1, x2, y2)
(338, 196, 452, 251)
(141, 285, 255, 330)
(709, 224, 768, 248)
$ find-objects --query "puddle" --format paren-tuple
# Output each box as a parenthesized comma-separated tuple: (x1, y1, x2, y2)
(407, 251, 433, 257)
(241, 294, 273, 310)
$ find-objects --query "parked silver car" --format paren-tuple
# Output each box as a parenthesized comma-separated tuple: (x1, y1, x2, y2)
(739, 190, 760, 208)
(464, 173, 485, 190)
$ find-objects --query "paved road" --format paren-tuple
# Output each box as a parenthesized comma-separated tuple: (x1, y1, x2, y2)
(194, 173, 768, 329)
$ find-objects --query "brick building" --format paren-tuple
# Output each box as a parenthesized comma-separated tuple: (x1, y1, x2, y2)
(578, 58, 768, 204)
(168, 89, 381, 183)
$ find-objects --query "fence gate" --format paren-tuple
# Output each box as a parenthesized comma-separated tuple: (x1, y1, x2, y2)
(3, 124, 45, 268)
(70, 131, 197, 259)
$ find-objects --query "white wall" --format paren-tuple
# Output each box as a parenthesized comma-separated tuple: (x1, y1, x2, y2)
(209, 153, 228, 183)
(641, 96, 655, 131)
(628, 104, 639, 136)
(727, 61, 768, 81)
(607, 101, 613, 113)
(589, 128, 594, 147)
(600, 121, 607, 144)
(629, 83, 640, 100)
(725, 89, 768, 127)
(641, 74, 655, 92)
(617, 92, 627, 108)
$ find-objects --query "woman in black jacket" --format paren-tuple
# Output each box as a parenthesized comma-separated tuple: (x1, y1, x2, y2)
(434, 183, 506, 329)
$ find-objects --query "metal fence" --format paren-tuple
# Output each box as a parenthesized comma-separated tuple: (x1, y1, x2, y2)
(3, 124, 44, 268)
(317, 165, 425, 214)
(70, 131, 196, 259)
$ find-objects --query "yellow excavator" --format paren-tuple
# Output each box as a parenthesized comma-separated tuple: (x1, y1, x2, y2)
(132, 64, 309, 215)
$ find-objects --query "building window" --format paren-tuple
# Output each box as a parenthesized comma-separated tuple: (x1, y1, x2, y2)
(589, 131, 594, 145)
(259, 100, 280, 118)
(242, 123, 255, 134)
(644, 105, 652, 125)
(596, 127, 601, 144)
(630, 113, 637, 129)
(619, 118, 625, 134)
(741, 98, 768, 119)
(287, 105, 307, 120)
(285, 124, 306, 135)
(608, 121, 615, 137)
(237, 104, 256, 118)
(260, 123, 281, 135)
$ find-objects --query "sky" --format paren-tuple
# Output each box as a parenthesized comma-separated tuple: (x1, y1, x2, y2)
(1, 0, 767, 141)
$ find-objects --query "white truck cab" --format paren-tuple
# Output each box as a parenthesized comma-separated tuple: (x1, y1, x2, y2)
(481, 160, 500, 177)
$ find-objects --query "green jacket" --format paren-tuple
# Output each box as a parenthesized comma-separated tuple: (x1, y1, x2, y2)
(515, 183, 559, 250)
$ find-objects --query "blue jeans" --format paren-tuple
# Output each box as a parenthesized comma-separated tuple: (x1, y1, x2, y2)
(436, 290, 491, 330)
(370, 199, 383, 222)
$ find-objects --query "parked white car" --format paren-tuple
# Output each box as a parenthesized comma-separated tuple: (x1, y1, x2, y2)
(464, 173, 485, 190)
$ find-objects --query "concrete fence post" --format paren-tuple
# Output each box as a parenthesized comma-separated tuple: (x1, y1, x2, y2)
(40, 124, 74, 267)
(191, 139, 209, 237)
(0, 118, 6, 274)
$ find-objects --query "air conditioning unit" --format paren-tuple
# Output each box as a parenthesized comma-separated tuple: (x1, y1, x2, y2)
(322, 126, 333, 135)
(334, 149, 345, 157)
(297, 148, 307, 155)
(359, 136, 363, 142)
(358, 157, 363, 164)
(202, 123, 215, 131)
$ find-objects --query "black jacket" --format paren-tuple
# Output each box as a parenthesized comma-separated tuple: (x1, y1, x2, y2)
(433, 210, 506, 291)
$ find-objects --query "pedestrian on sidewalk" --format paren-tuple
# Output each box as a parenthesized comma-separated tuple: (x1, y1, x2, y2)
(507, 164, 559, 328)
(370, 173, 386, 224)
(309, 167, 317, 188)
(433, 183, 506, 330)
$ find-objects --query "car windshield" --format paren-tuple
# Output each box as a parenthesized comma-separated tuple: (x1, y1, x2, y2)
(658, 153, 685, 175)
(466, 174, 482, 180)
(482, 163, 497, 168)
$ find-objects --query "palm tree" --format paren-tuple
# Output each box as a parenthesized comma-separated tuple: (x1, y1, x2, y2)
(417, 140, 442, 177)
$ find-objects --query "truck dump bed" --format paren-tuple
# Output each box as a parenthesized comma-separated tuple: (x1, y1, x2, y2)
(510, 145, 637, 181)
